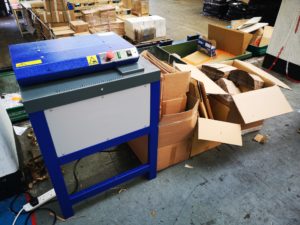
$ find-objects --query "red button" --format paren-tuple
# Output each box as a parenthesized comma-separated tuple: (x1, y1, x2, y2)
(106, 51, 114, 61)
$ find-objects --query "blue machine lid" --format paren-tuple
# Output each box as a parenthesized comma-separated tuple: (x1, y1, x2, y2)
(9, 33, 139, 87)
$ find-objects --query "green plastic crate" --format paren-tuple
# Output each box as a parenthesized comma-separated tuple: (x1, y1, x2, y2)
(151, 39, 253, 65)
(247, 45, 268, 56)
(0, 70, 28, 123)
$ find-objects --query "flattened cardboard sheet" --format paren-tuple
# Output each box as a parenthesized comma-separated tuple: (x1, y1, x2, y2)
(232, 86, 293, 124)
(198, 118, 242, 146)
(175, 63, 227, 95)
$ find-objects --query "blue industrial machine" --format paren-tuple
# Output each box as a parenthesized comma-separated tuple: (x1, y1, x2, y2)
(9, 33, 160, 218)
(10, 33, 140, 87)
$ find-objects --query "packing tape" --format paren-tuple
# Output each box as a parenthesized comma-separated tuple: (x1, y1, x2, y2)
(54, 0, 57, 11)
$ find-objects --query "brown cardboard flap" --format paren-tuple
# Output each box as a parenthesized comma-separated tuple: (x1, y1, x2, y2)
(208, 24, 253, 55)
(231, 60, 291, 90)
(162, 71, 190, 100)
(160, 95, 199, 125)
(198, 118, 242, 146)
(162, 95, 187, 115)
(232, 86, 293, 124)
(175, 63, 227, 95)
(259, 26, 273, 47)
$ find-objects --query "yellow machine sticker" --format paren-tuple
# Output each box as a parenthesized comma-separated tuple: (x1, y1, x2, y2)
(16, 59, 42, 68)
(86, 55, 99, 66)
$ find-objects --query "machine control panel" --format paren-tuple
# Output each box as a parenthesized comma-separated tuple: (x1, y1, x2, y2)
(99, 48, 139, 64)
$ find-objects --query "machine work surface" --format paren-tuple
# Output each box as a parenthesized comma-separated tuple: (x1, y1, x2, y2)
(20, 57, 160, 113)
(9, 33, 139, 86)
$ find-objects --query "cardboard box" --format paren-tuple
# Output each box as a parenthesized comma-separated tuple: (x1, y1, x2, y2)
(52, 26, 75, 38)
(50, 0, 65, 11)
(64, 10, 76, 22)
(89, 19, 125, 36)
(36, 10, 52, 23)
(82, 5, 116, 27)
(70, 20, 89, 33)
(132, 0, 149, 16)
(161, 95, 187, 115)
(44, 0, 50, 11)
(175, 60, 292, 149)
(124, 16, 166, 42)
(208, 24, 253, 56)
(122, 0, 132, 8)
(51, 11, 65, 23)
(129, 95, 199, 171)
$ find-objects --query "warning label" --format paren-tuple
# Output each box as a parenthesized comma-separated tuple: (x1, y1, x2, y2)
(86, 55, 99, 66)
(16, 59, 42, 68)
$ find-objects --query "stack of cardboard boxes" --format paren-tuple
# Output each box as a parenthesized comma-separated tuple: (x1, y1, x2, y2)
(129, 51, 200, 171)
(33, 0, 77, 38)
(131, 0, 149, 16)
(82, 5, 125, 36)
(36, 0, 75, 24)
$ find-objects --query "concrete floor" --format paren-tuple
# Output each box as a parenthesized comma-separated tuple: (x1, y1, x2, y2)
(1, 0, 300, 224)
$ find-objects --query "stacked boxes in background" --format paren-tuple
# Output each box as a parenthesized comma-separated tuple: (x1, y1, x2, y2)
(82, 5, 125, 36)
(124, 15, 166, 42)
(36, 0, 75, 24)
(132, 0, 149, 16)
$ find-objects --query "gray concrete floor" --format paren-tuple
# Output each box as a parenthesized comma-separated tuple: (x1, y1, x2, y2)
(2, 0, 300, 224)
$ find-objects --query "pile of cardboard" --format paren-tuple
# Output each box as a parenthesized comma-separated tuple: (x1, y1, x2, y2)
(231, 17, 274, 47)
(82, 5, 125, 35)
(129, 50, 293, 170)
(176, 60, 292, 149)
(129, 51, 201, 171)
(124, 15, 166, 43)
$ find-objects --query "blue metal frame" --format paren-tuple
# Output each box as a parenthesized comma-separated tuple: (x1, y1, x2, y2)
(28, 81, 160, 218)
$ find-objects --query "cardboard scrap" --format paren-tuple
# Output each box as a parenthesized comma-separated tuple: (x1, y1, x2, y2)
(253, 134, 267, 144)
(228, 70, 264, 90)
(240, 23, 269, 33)
(198, 118, 242, 146)
(201, 63, 237, 81)
(259, 26, 274, 47)
(174, 63, 227, 95)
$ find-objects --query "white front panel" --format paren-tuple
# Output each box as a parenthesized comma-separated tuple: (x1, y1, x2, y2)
(45, 84, 151, 157)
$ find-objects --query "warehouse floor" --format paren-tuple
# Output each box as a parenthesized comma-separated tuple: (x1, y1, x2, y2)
(1, 0, 300, 225)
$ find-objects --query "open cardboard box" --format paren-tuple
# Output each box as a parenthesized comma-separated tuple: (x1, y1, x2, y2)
(175, 60, 293, 156)
(182, 24, 253, 66)
(129, 95, 199, 171)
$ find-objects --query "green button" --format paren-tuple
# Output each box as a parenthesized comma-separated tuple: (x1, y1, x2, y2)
(117, 52, 121, 59)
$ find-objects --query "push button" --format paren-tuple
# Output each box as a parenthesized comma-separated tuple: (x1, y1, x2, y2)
(126, 50, 132, 57)
(106, 51, 114, 61)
